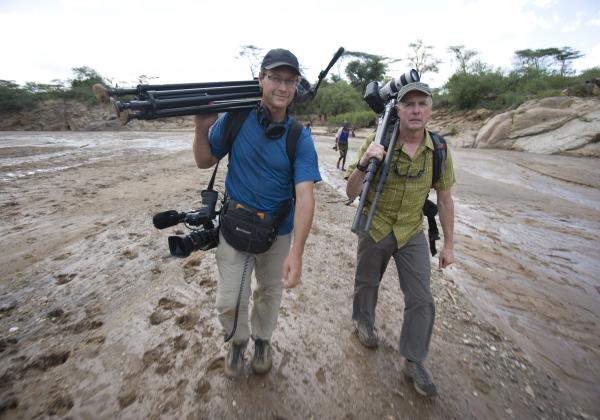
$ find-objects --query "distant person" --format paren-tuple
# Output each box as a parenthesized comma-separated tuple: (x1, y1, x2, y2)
(305, 121, 312, 134)
(345, 82, 455, 397)
(335, 121, 351, 171)
(193, 48, 321, 378)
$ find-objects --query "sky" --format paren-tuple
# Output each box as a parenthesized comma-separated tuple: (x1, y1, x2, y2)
(1, 0, 598, 89)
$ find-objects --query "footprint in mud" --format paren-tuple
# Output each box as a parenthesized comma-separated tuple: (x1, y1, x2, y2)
(195, 379, 212, 403)
(316, 367, 326, 384)
(46, 307, 68, 323)
(66, 319, 103, 334)
(142, 346, 174, 375)
(175, 313, 199, 330)
(158, 298, 185, 310)
(25, 351, 70, 372)
(0, 396, 19, 414)
(205, 355, 225, 375)
(149, 310, 172, 325)
(120, 249, 138, 260)
(0, 337, 18, 354)
(117, 391, 137, 409)
(173, 335, 187, 352)
(45, 391, 73, 416)
(55, 273, 76, 285)
(160, 379, 188, 413)
(183, 255, 204, 268)
(149, 297, 186, 325)
(53, 252, 71, 261)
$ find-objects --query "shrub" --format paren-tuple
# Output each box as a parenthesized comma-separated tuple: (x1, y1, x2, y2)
(329, 111, 376, 128)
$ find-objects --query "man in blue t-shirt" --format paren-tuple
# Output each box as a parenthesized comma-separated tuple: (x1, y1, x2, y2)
(193, 49, 321, 378)
(335, 121, 351, 171)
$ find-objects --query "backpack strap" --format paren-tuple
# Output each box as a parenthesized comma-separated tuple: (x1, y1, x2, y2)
(422, 131, 448, 256)
(286, 118, 303, 180)
(223, 109, 252, 154)
(429, 130, 447, 188)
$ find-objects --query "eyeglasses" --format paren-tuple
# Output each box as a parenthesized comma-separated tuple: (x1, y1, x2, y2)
(394, 151, 426, 179)
(266, 74, 298, 88)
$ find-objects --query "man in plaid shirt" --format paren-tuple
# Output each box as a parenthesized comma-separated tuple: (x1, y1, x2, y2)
(345, 82, 455, 397)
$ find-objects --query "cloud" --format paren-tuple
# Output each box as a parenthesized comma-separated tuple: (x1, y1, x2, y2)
(562, 11, 583, 32)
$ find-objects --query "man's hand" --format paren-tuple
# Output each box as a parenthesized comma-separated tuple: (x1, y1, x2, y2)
(360, 142, 385, 166)
(194, 113, 218, 130)
(282, 252, 302, 288)
(438, 246, 454, 269)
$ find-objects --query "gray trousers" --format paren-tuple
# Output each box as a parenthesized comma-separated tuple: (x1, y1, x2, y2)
(215, 231, 291, 344)
(352, 231, 435, 362)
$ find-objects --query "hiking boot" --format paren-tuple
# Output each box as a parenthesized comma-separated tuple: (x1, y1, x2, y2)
(251, 338, 272, 375)
(224, 341, 246, 378)
(403, 360, 438, 397)
(354, 320, 379, 348)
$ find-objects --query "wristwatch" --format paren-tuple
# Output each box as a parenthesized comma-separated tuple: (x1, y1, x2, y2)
(356, 162, 367, 172)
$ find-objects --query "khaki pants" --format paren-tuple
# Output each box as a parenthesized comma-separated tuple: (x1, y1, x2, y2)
(352, 231, 434, 362)
(215, 231, 291, 344)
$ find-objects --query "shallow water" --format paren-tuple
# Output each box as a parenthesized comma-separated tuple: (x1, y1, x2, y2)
(0, 131, 191, 181)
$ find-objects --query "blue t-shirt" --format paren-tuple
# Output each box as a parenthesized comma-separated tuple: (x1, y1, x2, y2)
(338, 129, 349, 144)
(209, 111, 321, 234)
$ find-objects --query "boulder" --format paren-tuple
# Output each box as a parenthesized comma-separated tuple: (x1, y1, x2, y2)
(474, 97, 600, 156)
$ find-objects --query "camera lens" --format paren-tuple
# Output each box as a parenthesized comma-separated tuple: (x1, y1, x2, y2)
(168, 228, 219, 258)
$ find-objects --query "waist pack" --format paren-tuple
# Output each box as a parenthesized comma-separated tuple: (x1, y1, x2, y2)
(220, 198, 291, 254)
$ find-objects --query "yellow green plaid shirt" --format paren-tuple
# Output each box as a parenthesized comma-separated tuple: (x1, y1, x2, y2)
(346, 130, 455, 247)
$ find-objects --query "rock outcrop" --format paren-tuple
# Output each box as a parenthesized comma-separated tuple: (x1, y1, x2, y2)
(0, 99, 195, 131)
(473, 97, 600, 156)
(429, 97, 600, 157)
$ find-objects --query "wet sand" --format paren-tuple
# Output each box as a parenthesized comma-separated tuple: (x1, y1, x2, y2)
(0, 130, 598, 419)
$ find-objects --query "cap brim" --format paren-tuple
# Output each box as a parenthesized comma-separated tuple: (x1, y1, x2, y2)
(263, 62, 300, 74)
(398, 88, 431, 101)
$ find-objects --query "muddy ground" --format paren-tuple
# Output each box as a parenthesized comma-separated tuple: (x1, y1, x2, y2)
(0, 129, 598, 419)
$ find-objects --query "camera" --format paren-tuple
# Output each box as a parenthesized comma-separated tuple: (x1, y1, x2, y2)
(363, 69, 420, 114)
(153, 189, 220, 258)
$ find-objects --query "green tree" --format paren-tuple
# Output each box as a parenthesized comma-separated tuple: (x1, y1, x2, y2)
(406, 40, 441, 79)
(344, 51, 389, 94)
(448, 45, 478, 74)
(68, 66, 109, 103)
(552, 47, 584, 76)
(0, 80, 36, 112)
(514, 48, 560, 73)
(295, 80, 367, 120)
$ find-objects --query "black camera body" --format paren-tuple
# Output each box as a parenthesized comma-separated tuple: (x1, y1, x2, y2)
(153, 189, 220, 258)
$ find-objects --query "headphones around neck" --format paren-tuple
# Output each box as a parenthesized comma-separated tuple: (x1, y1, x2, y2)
(256, 104, 287, 139)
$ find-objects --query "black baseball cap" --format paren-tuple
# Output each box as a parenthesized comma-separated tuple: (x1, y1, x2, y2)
(261, 49, 300, 75)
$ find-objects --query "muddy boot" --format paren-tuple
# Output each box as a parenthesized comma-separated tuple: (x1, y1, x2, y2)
(354, 320, 379, 348)
(224, 341, 247, 378)
(403, 360, 437, 397)
(251, 338, 272, 375)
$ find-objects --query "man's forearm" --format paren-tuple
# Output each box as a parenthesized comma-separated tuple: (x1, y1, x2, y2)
(193, 127, 217, 169)
(290, 183, 315, 256)
(346, 169, 365, 200)
(437, 192, 454, 248)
